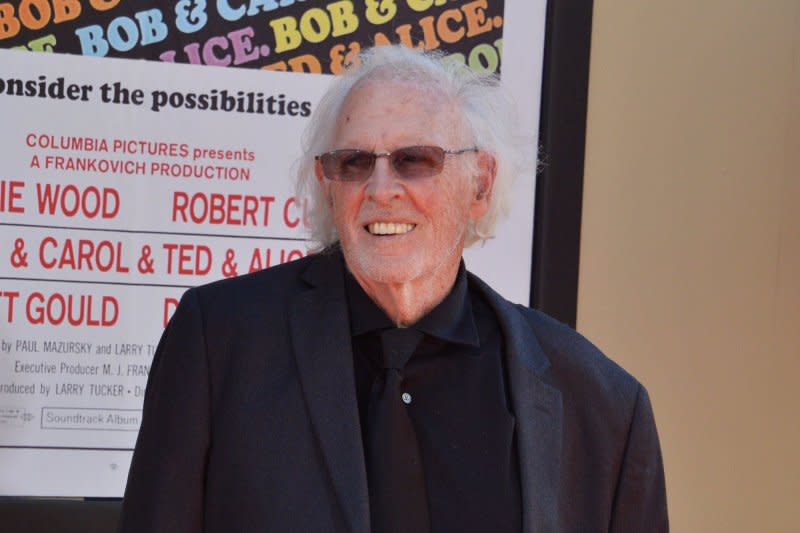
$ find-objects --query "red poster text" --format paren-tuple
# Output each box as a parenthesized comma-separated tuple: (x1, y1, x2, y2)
(0, 180, 25, 213)
(162, 243, 211, 275)
(0, 290, 118, 326)
(36, 183, 119, 219)
(39, 236, 130, 273)
(171, 191, 274, 226)
(163, 297, 178, 328)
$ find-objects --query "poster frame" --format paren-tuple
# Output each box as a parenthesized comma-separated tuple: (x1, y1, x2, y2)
(0, 0, 593, 529)
(531, 0, 594, 328)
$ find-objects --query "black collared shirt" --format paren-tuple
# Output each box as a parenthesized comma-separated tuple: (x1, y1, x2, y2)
(346, 264, 522, 533)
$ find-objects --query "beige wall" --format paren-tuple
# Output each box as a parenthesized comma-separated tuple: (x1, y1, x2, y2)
(579, 1, 799, 531)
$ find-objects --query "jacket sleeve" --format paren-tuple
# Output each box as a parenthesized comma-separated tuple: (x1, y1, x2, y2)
(119, 288, 210, 533)
(610, 384, 669, 532)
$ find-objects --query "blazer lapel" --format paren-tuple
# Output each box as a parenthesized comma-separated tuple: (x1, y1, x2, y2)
(290, 253, 370, 533)
(472, 276, 564, 533)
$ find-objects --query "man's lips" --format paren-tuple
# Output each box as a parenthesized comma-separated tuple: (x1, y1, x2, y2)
(365, 222, 416, 235)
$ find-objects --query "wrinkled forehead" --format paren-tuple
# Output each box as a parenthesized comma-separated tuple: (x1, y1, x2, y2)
(334, 77, 470, 147)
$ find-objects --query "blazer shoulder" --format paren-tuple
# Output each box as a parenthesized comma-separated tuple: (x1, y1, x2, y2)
(513, 302, 643, 407)
(186, 252, 323, 306)
(467, 270, 643, 407)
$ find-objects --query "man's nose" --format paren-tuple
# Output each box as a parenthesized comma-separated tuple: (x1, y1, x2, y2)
(365, 157, 404, 203)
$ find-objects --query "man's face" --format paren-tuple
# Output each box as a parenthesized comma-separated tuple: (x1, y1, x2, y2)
(317, 79, 493, 291)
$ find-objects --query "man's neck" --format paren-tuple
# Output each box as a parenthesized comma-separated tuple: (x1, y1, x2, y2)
(350, 262, 460, 327)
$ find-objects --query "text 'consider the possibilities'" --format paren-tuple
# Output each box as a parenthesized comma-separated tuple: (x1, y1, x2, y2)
(0, 74, 313, 115)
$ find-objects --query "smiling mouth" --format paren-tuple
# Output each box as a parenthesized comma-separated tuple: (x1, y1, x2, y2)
(366, 222, 416, 235)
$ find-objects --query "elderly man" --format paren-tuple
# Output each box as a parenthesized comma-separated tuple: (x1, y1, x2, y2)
(121, 46, 668, 532)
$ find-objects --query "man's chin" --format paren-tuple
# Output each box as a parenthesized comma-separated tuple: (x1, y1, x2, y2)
(344, 252, 423, 286)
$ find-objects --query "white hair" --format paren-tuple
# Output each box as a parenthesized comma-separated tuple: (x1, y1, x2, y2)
(295, 45, 532, 249)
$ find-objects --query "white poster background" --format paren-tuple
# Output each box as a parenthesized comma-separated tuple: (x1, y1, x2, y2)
(0, 1, 546, 497)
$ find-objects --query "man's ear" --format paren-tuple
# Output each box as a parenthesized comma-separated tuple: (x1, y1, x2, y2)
(314, 159, 325, 183)
(469, 151, 496, 220)
(315, 159, 333, 205)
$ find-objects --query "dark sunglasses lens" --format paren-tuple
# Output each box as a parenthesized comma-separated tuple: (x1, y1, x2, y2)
(391, 146, 445, 178)
(322, 150, 374, 181)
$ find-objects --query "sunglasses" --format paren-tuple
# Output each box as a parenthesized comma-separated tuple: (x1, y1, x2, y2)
(315, 145, 478, 182)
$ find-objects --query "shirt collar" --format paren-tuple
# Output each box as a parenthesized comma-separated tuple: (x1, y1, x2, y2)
(344, 260, 480, 348)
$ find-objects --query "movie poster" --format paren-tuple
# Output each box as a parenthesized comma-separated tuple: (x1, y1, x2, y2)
(0, 0, 546, 496)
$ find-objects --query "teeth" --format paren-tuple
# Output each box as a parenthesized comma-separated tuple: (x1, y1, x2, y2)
(367, 222, 415, 235)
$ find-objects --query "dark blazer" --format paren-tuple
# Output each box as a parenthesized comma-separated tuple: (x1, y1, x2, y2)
(120, 250, 668, 532)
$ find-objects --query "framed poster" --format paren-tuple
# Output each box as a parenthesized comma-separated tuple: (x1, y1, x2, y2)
(1, 0, 549, 498)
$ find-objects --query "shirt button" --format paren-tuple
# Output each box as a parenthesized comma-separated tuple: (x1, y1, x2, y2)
(401, 392, 412, 405)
